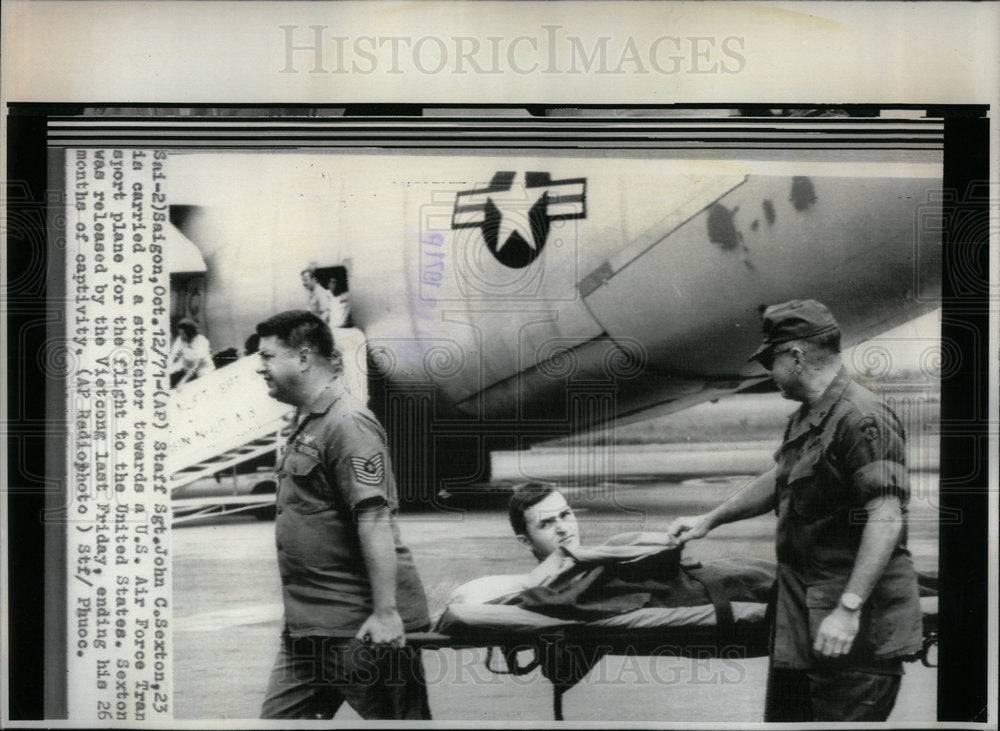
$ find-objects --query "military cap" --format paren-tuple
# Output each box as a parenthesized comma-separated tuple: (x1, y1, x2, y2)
(749, 299, 839, 363)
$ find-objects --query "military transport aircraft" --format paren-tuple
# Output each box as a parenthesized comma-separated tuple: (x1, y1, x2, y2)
(163, 115, 942, 513)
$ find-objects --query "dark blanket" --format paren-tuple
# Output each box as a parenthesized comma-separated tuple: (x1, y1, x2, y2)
(508, 540, 775, 622)
(494, 537, 775, 691)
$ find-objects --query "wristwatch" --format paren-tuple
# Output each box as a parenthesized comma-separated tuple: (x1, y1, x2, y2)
(839, 592, 863, 611)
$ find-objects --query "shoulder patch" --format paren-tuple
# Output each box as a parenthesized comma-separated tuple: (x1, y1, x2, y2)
(859, 416, 883, 444)
(349, 453, 385, 485)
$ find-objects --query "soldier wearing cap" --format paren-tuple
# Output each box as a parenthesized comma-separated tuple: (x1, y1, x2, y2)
(668, 299, 923, 722)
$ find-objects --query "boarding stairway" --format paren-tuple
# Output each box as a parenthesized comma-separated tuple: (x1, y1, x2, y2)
(170, 422, 287, 524)
(170, 430, 284, 492)
(168, 327, 367, 524)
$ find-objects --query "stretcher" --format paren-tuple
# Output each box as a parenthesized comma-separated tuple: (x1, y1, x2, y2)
(402, 596, 937, 721)
(406, 547, 939, 720)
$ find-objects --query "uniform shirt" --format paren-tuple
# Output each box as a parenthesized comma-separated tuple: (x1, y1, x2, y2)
(771, 367, 923, 670)
(274, 382, 429, 637)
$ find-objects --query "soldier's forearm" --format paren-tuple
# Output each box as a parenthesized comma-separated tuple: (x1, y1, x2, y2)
(707, 467, 778, 529)
(844, 496, 903, 603)
(356, 506, 399, 613)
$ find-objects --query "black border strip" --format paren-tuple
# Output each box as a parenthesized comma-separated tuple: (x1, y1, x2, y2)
(6, 101, 991, 115)
(46, 117, 944, 149)
(6, 110, 51, 720)
(937, 115, 990, 723)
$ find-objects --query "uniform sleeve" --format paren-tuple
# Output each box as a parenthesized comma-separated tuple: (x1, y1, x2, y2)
(329, 413, 396, 511)
(837, 408, 910, 506)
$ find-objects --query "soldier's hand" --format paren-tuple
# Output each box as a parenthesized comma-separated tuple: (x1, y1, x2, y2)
(667, 514, 712, 545)
(356, 609, 406, 648)
(813, 606, 860, 658)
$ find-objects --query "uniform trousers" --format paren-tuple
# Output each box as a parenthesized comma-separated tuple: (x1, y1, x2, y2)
(261, 632, 431, 720)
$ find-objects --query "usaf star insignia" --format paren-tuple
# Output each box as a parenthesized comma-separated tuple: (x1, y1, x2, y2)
(452, 171, 586, 269)
(349, 453, 385, 485)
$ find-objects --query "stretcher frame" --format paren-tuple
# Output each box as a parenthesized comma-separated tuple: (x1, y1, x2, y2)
(403, 598, 938, 721)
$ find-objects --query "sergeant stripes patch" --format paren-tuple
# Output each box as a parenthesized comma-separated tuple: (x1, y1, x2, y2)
(349, 454, 385, 485)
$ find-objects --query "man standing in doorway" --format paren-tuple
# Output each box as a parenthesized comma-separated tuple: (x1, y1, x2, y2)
(301, 267, 338, 327)
(255, 310, 431, 720)
(668, 299, 923, 722)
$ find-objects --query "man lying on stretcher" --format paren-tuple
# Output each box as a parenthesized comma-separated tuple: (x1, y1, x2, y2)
(448, 482, 682, 605)
(440, 482, 933, 685)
